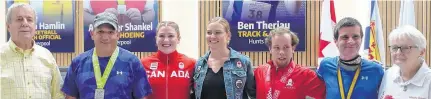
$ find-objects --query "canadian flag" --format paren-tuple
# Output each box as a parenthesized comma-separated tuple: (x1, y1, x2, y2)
(318, 0, 338, 66)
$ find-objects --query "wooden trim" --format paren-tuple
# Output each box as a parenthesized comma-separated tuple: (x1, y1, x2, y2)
(43, 1, 431, 67)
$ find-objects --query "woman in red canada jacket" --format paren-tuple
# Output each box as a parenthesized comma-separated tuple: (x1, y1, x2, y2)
(141, 21, 196, 99)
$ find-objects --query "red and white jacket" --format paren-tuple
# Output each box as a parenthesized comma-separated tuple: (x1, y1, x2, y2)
(254, 60, 326, 99)
(141, 50, 196, 99)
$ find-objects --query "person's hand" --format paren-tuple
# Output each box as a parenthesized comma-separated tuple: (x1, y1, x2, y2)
(83, 8, 95, 27)
(141, 8, 155, 24)
(126, 8, 143, 25)
(104, 8, 118, 16)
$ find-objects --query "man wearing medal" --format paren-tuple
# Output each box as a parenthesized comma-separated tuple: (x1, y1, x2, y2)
(255, 27, 326, 99)
(317, 17, 384, 99)
(62, 12, 152, 99)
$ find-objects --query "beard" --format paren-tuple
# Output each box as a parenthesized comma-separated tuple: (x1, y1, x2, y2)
(275, 61, 288, 68)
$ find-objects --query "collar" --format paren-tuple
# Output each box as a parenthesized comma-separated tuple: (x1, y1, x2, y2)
(156, 50, 179, 63)
(8, 39, 36, 55)
(267, 59, 296, 71)
(394, 62, 431, 86)
(202, 47, 240, 62)
(336, 56, 363, 71)
(339, 55, 361, 65)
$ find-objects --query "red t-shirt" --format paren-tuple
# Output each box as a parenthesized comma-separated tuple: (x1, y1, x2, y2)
(254, 60, 326, 99)
(141, 51, 195, 99)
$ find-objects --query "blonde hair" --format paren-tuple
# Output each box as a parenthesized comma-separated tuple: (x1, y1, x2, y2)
(156, 21, 181, 39)
(208, 17, 231, 37)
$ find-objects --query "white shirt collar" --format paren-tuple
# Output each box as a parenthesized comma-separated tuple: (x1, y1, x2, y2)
(393, 62, 431, 87)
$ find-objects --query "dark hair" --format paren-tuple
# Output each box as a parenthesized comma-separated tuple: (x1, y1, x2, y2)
(265, 27, 299, 48)
(333, 17, 363, 40)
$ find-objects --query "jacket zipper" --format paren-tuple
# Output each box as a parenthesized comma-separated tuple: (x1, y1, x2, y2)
(166, 55, 169, 99)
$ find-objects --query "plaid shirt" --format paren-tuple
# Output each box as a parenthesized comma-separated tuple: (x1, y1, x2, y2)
(0, 40, 64, 99)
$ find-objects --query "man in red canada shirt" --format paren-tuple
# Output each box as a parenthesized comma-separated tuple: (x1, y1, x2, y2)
(141, 21, 195, 99)
(254, 27, 326, 99)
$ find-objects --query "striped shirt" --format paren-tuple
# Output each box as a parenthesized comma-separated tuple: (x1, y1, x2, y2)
(0, 40, 64, 99)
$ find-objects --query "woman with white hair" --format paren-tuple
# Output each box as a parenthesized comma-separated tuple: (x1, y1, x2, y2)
(378, 25, 431, 99)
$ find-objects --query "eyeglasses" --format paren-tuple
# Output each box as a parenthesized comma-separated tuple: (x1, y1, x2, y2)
(388, 45, 418, 53)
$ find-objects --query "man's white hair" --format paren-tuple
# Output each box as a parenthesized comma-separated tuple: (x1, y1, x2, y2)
(388, 25, 426, 50)
(6, 3, 37, 24)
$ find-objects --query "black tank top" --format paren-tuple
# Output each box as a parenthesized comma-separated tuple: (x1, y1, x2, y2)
(201, 67, 227, 99)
